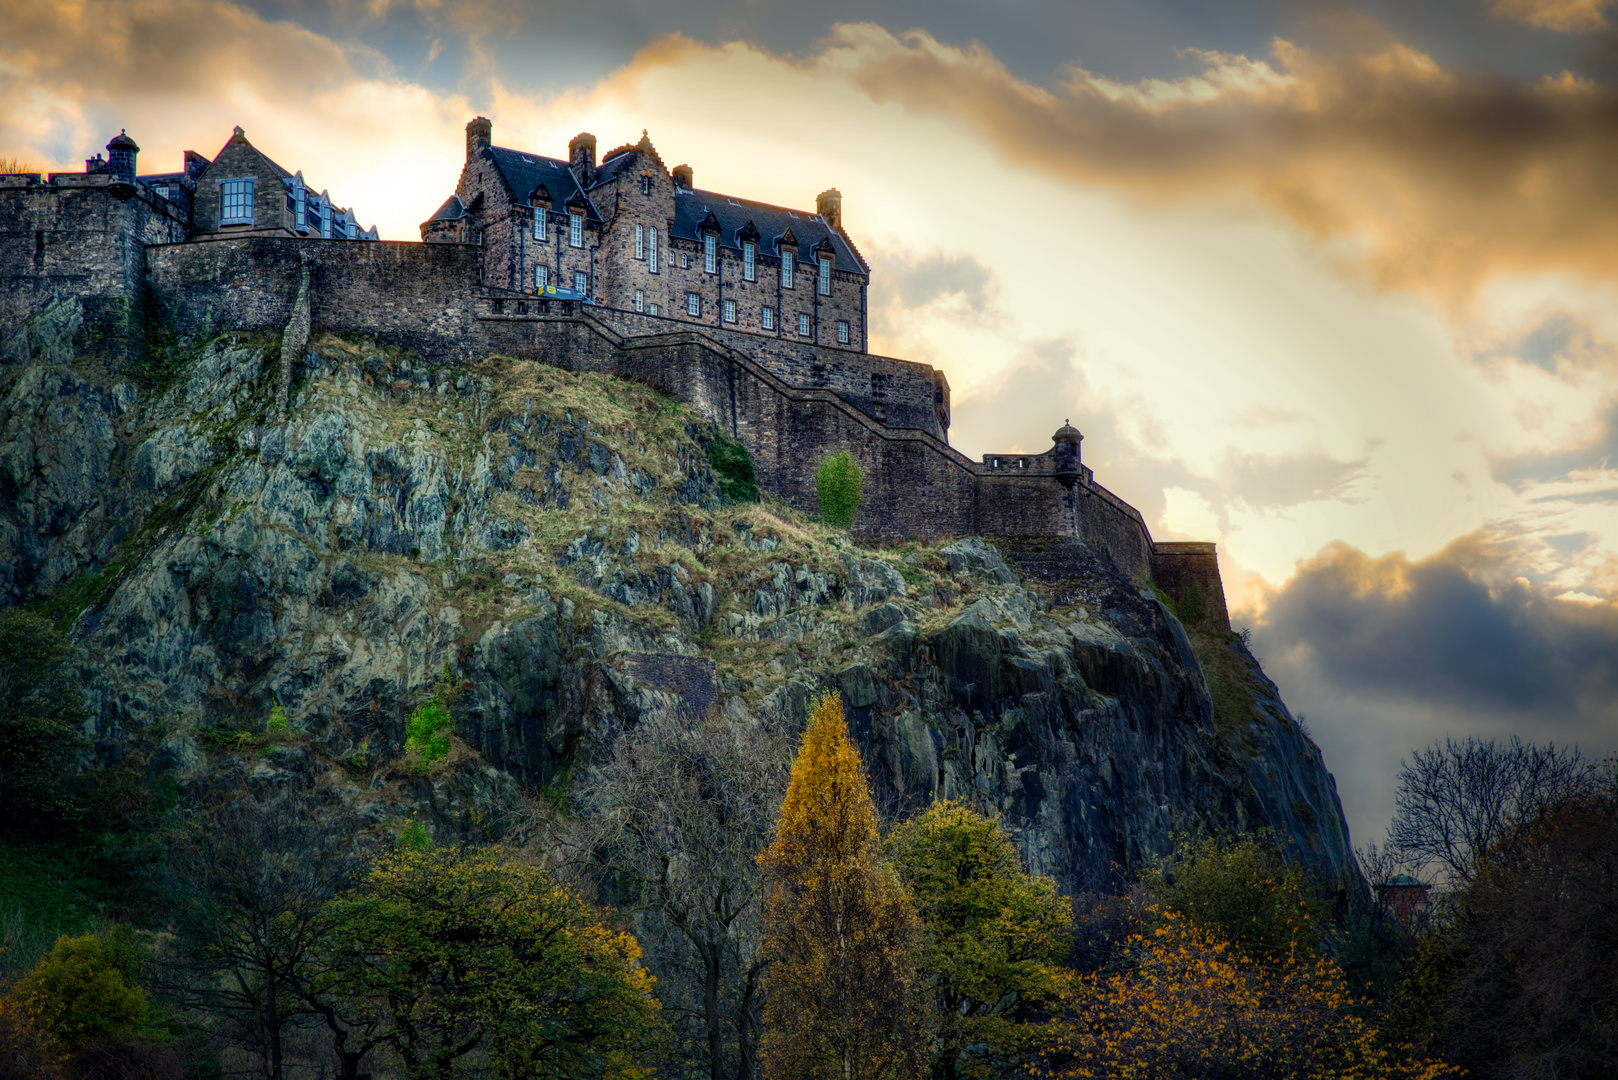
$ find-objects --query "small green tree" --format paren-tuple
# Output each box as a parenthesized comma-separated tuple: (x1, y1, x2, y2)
(1143, 834, 1329, 963)
(710, 433, 759, 503)
(326, 845, 663, 1080)
(7, 926, 149, 1046)
(815, 451, 863, 529)
(404, 699, 453, 767)
(0, 611, 88, 828)
(887, 801, 1071, 1080)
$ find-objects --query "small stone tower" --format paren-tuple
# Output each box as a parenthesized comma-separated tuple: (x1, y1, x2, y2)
(106, 130, 139, 197)
(672, 164, 693, 190)
(1052, 419, 1083, 480)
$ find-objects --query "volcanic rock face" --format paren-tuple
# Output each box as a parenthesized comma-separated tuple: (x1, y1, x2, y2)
(0, 333, 1359, 893)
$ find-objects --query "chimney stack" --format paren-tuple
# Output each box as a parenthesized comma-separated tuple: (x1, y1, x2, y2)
(816, 187, 842, 230)
(672, 164, 693, 190)
(569, 132, 597, 186)
(183, 150, 209, 181)
(466, 116, 492, 160)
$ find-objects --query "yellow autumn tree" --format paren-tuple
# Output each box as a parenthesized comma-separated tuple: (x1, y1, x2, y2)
(1036, 908, 1461, 1080)
(758, 694, 923, 1080)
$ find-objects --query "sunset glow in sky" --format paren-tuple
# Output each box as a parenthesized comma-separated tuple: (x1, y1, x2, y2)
(7, 0, 1618, 847)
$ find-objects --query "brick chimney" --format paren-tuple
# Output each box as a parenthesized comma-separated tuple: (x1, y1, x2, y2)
(672, 164, 693, 190)
(183, 150, 209, 181)
(569, 132, 597, 186)
(466, 116, 492, 160)
(816, 187, 842, 229)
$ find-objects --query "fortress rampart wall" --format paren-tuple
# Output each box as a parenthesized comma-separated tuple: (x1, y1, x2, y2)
(0, 232, 1215, 587)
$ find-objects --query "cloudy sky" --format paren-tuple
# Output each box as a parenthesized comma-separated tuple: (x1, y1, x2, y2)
(5, 0, 1618, 851)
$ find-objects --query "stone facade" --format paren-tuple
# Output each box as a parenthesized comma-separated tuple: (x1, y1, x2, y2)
(2, 123, 1228, 604)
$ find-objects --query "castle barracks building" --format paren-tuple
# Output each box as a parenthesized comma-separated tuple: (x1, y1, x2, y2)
(0, 120, 1228, 624)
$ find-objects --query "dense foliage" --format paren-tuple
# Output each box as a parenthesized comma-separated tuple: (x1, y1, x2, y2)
(886, 801, 1070, 1080)
(709, 434, 759, 504)
(0, 610, 88, 828)
(758, 694, 922, 1080)
(814, 451, 863, 528)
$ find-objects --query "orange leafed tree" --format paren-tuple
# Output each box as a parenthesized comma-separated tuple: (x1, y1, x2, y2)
(758, 694, 923, 1080)
(1037, 908, 1461, 1080)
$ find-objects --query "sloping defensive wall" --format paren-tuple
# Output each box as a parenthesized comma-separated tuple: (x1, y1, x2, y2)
(138, 235, 1226, 616)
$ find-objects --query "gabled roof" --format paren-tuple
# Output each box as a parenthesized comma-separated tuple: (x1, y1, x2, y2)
(484, 146, 602, 222)
(672, 188, 867, 274)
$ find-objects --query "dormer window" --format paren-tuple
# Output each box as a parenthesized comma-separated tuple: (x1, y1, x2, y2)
(743, 241, 756, 281)
(704, 233, 717, 274)
(780, 251, 794, 289)
(635, 224, 645, 260)
(533, 207, 547, 241)
(818, 255, 832, 296)
(569, 211, 583, 247)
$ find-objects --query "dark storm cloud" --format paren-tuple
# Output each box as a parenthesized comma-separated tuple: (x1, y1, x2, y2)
(1261, 535, 1618, 717)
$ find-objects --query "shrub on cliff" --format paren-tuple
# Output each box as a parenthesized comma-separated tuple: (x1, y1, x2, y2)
(815, 451, 863, 529)
(404, 700, 453, 768)
(710, 433, 759, 503)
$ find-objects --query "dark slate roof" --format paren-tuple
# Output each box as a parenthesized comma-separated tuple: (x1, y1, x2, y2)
(672, 188, 866, 274)
(429, 193, 466, 221)
(484, 146, 601, 222)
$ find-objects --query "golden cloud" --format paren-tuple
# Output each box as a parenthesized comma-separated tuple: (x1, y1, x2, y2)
(813, 24, 1618, 304)
(1491, 0, 1614, 32)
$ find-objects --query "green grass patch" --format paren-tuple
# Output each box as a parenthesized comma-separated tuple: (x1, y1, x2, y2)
(1186, 628, 1266, 742)
(0, 837, 92, 976)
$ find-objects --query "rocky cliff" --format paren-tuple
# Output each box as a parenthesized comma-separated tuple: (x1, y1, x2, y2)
(0, 319, 1359, 894)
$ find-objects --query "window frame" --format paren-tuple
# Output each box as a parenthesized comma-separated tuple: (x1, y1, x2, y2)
(533, 207, 547, 241)
(704, 233, 717, 274)
(574, 270, 589, 295)
(837, 320, 850, 344)
(649, 302, 660, 316)
(687, 292, 700, 317)
(743, 241, 755, 281)
(818, 255, 832, 296)
(219, 178, 255, 226)
(535, 265, 548, 292)
(569, 211, 584, 247)
(762, 306, 775, 330)
(723, 298, 737, 323)
(798, 313, 811, 336)
(780, 251, 794, 289)
(634, 223, 644, 260)
(648, 227, 658, 273)
(634, 289, 644, 313)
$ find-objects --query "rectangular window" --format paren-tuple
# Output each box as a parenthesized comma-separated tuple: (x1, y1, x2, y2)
(818, 256, 832, 296)
(762, 306, 775, 330)
(535, 265, 548, 292)
(534, 208, 547, 241)
(687, 292, 700, 317)
(743, 241, 755, 281)
(680, 252, 690, 269)
(781, 251, 794, 289)
(294, 186, 305, 228)
(704, 233, 716, 273)
(648, 303, 660, 316)
(574, 270, 588, 295)
(798, 313, 810, 336)
(220, 178, 254, 225)
(648, 227, 658, 273)
(635, 223, 644, 260)
(837, 320, 850, 344)
(634, 289, 644, 313)
(569, 211, 583, 247)
(285, 192, 295, 213)
(723, 299, 736, 323)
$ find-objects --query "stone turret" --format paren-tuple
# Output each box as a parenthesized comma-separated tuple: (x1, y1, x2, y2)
(1052, 419, 1083, 481)
(672, 164, 693, 190)
(466, 116, 492, 160)
(106, 130, 138, 197)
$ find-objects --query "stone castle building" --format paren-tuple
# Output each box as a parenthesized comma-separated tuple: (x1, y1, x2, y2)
(0, 120, 1228, 626)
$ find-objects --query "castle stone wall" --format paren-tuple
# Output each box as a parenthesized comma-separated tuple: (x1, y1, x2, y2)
(1151, 542, 1232, 631)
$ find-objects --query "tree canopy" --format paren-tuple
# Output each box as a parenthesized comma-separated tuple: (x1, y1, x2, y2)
(757, 694, 921, 1080)
(886, 800, 1070, 1080)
